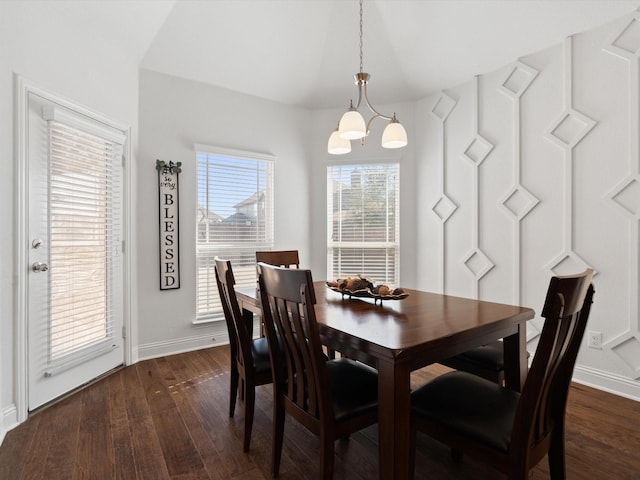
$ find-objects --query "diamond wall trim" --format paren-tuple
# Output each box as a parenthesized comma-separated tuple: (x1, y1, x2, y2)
(603, 10, 640, 361)
(460, 76, 494, 297)
(430, 92, 458, 293)
(497, 60, 540, 305)
(543, 36, 596, 279)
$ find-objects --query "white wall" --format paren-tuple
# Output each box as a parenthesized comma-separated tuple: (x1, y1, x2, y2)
(416, 11, 640, 400)
(0, 2, 140, 438)
(137, 70, 312, 359)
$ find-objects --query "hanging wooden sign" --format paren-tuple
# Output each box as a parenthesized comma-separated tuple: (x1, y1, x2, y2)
(156, 159, 182, 290)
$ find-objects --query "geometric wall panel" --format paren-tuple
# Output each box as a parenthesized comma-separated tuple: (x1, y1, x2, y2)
(612, 336, 640, 377)
(463, 248, 495, 280)
(545, 251, 594, 277)
(460, 76, 495, 296)
(499, 61, 539, 98)
(606, 16, 640, 59)
(604, 9, 640, 378)
(543, 37, 597, 279)
(462, 134, 494, 165)
(431, 93, 457, 122)
(500, 185, 539, 220)
(432, 194, 458, 223)
(496, 60, 540, 305)
(545, 108, 597, 149)
(430, 91, 458, 294)
(611, 176, 640, 217)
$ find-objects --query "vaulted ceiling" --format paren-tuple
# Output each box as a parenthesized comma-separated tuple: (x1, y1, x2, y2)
(44, 0, 640, 109)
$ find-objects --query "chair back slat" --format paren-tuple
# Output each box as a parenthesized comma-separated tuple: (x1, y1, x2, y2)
(513, 269, 594, 457)
(258, 263, 328, 421)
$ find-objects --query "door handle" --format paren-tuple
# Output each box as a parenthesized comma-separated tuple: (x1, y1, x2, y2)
(32, 262, 49, 272)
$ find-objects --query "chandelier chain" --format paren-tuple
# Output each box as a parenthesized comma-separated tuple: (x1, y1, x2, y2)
(359, 0, 364, 73)
(327, 0, 407, 153)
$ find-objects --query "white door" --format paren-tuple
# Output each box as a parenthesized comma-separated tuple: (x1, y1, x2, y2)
(27, 92, 125, 410)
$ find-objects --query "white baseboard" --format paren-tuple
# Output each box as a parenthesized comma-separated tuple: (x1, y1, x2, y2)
(573, 364, 640, 402)
(137, 326, 230, 361)
(1, 404, 18, 446)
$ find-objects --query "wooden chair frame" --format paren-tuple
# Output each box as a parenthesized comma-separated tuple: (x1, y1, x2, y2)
(215, 257, 272, 452)
(257, 262, 378, 479)
(411, 269, 595, 480)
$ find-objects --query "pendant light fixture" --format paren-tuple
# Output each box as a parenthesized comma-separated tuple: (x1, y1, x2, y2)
(328, 0, 407, 155)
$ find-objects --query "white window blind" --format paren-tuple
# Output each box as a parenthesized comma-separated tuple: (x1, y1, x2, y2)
(46, 118, 123, 369)
(196, 148, 274, 322)
(327, 163, 400, 285)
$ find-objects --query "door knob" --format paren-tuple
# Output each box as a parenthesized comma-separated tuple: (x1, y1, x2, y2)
(32, 262, 49, 272)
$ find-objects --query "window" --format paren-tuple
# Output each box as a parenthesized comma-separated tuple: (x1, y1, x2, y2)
(327, 163, 400, 285)
(195, 146, 274, 322)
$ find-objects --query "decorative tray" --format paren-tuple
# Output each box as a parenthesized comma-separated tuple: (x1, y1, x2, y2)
(326, 277, 409, 304)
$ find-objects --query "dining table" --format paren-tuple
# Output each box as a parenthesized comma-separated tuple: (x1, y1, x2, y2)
(235, 281, 535, 480)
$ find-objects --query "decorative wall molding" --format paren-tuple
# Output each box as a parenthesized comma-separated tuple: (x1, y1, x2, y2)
(543, 36, 597, 277)
(602, 11, 640, 374)
(430, 92, 457, 293)
(497, 61, 540, 305)
(460, 76, 494, 298)
(421, 10, 640, 398)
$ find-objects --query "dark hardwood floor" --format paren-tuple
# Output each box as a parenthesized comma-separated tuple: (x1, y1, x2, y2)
(1, 345, 639, 479)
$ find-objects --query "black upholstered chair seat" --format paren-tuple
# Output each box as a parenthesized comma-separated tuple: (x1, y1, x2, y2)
(250, 337, 272, 374)
(411, 371, 519, 453)
(451, 341, 505, 372)
(326, 358, 378, 422)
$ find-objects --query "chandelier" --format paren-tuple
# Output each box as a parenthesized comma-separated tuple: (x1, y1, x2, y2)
(328, 0, 408, 155)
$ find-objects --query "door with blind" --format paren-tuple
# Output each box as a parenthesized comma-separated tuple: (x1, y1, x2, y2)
(27, 94, 125, 410)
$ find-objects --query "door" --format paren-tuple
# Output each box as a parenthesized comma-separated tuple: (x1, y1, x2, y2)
(26, 92, 126, 410)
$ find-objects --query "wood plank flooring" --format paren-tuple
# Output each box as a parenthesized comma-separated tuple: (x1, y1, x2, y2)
(1, 345, 639, 479)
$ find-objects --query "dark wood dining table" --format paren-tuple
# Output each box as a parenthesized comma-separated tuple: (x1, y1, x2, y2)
(235, 281, 535, 480)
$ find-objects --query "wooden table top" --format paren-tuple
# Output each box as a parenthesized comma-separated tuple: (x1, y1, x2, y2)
(236, 281, 534, 362)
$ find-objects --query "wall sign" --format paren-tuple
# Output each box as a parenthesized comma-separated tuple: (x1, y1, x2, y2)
(156, 159, 181, 290)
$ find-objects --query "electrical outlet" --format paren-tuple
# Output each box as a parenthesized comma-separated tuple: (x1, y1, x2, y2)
(587, 331, 602, 349)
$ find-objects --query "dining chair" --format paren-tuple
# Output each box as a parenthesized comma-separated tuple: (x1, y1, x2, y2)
(255, 250, 300, 268)
(214, 257, 273, 452)
(255, 249, 339, 359)
(257, 262, 379, 480)
(410, 269, 594, 480)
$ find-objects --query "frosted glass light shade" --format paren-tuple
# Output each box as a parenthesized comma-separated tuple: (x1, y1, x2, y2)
(338, 110, 366, 139)
(381, 120, 408, 149)
(328, 130, 351, 155)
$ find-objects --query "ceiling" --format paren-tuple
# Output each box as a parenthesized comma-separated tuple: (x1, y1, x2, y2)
(41, 0, 640, 110)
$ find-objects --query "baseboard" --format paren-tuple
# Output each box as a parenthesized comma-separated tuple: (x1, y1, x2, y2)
(137, 325, 230, 361)
(573, 364, 640, 402)
(1, 404, 18, 446)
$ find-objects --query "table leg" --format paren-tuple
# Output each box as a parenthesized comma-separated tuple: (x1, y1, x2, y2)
(503, 320, 527, 391)
(377, 359, 411, 480)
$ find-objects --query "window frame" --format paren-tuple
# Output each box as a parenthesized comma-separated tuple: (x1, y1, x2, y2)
(326, 160, 400, 286)
(194, 144, 275, 323)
